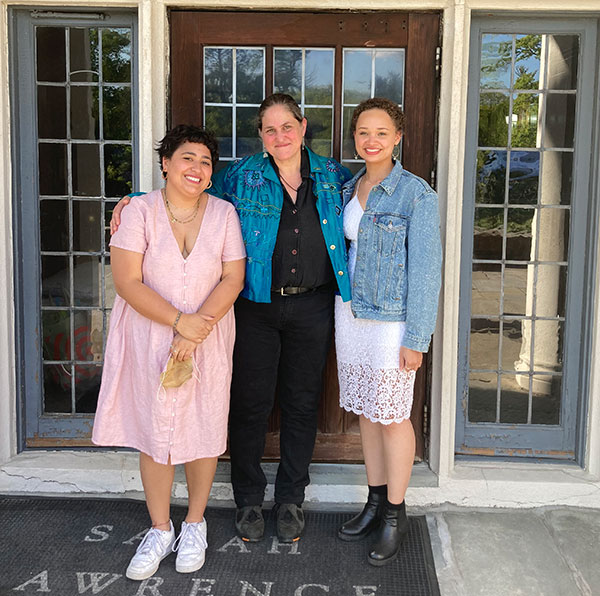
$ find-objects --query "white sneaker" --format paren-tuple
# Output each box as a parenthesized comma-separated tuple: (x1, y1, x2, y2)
(173, 519, 208, 573)
(126, 521, 175, 581)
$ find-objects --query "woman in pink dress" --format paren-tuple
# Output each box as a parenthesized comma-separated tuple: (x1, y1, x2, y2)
(92, 125, 245, 580)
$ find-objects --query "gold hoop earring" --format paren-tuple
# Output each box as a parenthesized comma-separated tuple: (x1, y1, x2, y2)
(206, 180, 212, 190)
(392, 144, 400, 160)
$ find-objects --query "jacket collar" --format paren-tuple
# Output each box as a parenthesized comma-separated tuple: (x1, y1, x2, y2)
(343, 159, 404, 196)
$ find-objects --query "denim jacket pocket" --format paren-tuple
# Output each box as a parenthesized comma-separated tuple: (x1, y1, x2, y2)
(371, 213, 408, 307)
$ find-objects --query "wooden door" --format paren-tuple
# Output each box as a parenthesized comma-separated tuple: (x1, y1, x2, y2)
(170, 10, 440, 461)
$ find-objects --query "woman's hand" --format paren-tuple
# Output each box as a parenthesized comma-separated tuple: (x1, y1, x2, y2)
(170, 334, 199, 362)
(176, 312, 215, 343)
(110, 196, 132, 234)
(399, 346, 423, 372)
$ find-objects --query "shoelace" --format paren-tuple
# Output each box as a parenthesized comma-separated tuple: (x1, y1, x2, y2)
(135, 527, 169, 560)
(172, 522, 208, 553)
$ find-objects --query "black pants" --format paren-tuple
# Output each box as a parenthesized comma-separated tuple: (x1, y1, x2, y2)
(229, 290, 334, 507)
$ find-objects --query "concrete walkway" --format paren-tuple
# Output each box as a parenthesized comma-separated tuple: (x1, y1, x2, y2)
(425, 506, 600, 596)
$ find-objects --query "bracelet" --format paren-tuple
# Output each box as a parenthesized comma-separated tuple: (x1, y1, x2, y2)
(173, 310, 182, 332)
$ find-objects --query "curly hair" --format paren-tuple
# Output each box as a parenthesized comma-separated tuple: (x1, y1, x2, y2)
(156, 124, 219, 172)
(350, 98, 405, 135)
(256, 93, 304, 130)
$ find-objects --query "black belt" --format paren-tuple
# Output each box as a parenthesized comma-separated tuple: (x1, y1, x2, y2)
(272, 286, 316, 296)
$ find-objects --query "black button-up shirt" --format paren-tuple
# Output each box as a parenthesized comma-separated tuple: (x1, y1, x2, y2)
(270, 149, 334, 290)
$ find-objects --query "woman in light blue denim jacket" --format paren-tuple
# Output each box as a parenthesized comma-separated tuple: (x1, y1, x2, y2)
(335, 98, 442, 567)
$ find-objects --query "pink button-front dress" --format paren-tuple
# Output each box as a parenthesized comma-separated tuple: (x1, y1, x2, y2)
(92, 190, 246, 464)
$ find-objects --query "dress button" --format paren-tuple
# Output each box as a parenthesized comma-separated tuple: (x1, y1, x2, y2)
(172, 412, 175, 417)
(291, 249, 297, 255)
(330, 244, 336, 250)
(183, 285, 187, 289)
(173, 399, 177, 403)
(338, 271, 344, 276)
(183, 272, 187, 276)
(322, 219, 328, 224)
(183, 300, 187, 304)
(291, 268, 296, 274)
(170, 428, 174, 431)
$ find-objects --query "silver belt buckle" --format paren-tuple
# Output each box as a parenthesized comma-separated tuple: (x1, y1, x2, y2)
(280, 287, 286, 296)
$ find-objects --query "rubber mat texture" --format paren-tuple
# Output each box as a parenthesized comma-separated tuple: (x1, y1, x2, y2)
(0, 496, 440, 596)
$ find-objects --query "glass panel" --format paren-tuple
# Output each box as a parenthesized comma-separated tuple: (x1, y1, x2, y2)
(104, 201, 118, 251)
(304, 107, 332, 156)
(544, 94, 576, 148)
(205, 106, 232, 158)
(39, 143, 67, 195)
(476, 150, 506, 205)
(70, 28, 99, 82)
(546, 36, 579, 91)
(236, 49, 263, 104)
(503, 265, 527, 316)
(535, 264, 567, 318)
(204, 48, 233, 103)
(72, 144, 101, 196)
(103, 87, 131, 140)
(499, 373, 528, 423)
(468, 372, 497, 423)
(43, 363, 72, 413)
(36, 27, 66, 82)
(532, 320, 564, 369)
(104, 257, 117, 310)
(506, 208, 533, 260)
(102, 28, 131, 83)
(473, 207, 504, 260)
(501, 319, 523, 369)
(531, 374, 561, 425)
(471, 264, 501, 316)
(236, 107, 261, 157)
(40, 200, 69, 252)
(43, 310, 72, 360)
(541, 151, 573, 206)
(42, 256, 70, 307)
(305, 50, 334, 105)
(480, 34, 512, 89)
(73, 200, 102, 253)
(344, 50, 372, 103)
(478, 92, 509, 146)
(74, 256, 101, 306)
(38, 86, 66, 139)
(274, 49, 302, 102)
(470, 318, 499, 370)
(508, 151, 539, 205)
(72, 310, 99, 362)
(342, 105, 356, 161)
(374, 50, 404, 104)
(71, 87, 99, 140)
(514, 35, 542, 90)
(511, 92, 539, 148)
(104, 145, 133, 197)
(536, 208, 569, 262)
(75, 364, 103, 413)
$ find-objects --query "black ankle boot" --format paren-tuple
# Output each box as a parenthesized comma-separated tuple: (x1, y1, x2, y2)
(367, 501, 409, 566)
(338, 491, 386, 541)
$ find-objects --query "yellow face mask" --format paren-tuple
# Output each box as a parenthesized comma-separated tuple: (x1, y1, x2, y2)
(159, 356, 193, 388)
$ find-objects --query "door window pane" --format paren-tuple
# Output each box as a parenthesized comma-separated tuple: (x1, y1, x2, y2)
(305, 50, 333, 105)
(35, 24, 135, 417)
(342, 48, 405, 172)
(466, 31, 579, 434)
(204, 47, 264, 164)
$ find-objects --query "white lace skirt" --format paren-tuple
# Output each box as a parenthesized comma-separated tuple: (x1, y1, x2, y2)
(334, 296, 416, 424)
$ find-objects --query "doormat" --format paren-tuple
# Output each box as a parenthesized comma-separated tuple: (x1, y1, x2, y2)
(0, 496, 440, 596)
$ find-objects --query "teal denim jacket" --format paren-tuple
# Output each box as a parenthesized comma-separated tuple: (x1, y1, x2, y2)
(343, 161, 442, 352)
(212, 148, 353, 303)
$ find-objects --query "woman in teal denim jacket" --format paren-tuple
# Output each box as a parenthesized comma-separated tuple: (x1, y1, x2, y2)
(211, 145, 352, 303)
(335, 98, 442, 567)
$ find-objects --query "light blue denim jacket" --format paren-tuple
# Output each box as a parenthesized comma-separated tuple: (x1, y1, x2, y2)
(343, 161, 442, 352)
(212, 148, 353, 303)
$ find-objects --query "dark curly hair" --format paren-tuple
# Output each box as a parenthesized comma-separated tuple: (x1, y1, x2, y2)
(350, 98, 405, 135)
(156, 124, 219, 173)
(256, 93, 304, 130)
